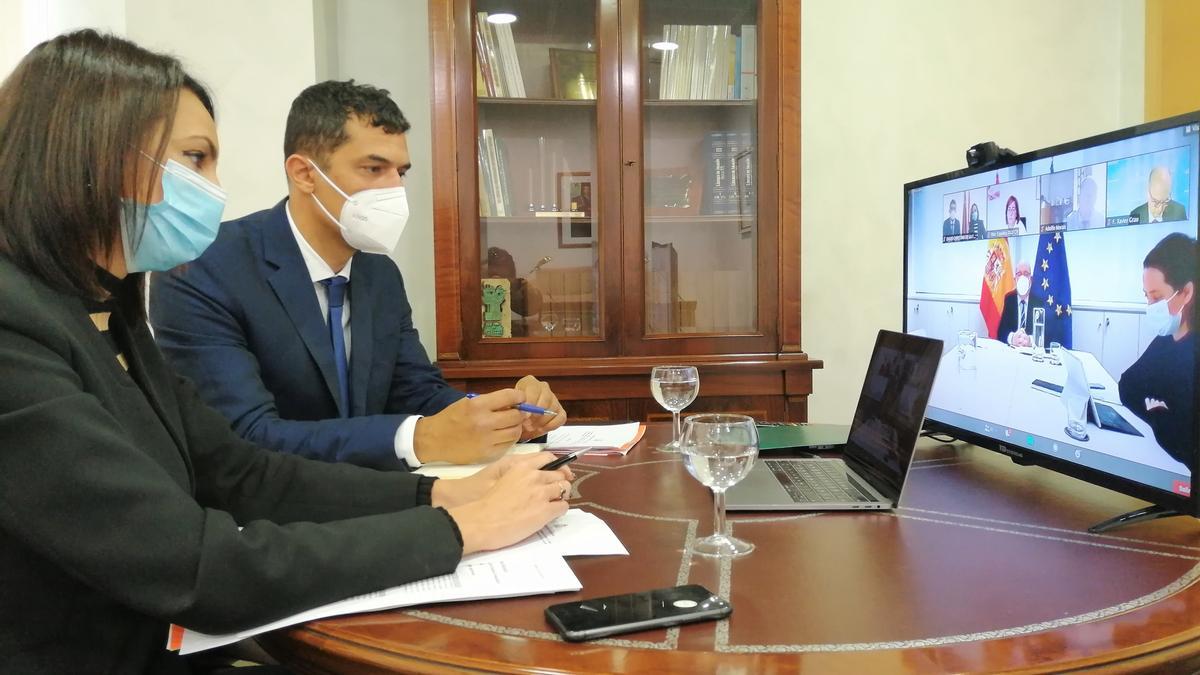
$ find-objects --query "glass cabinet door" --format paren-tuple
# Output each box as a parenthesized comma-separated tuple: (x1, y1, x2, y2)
(474, 0, 601, 340)
(641, 0, 758, 335)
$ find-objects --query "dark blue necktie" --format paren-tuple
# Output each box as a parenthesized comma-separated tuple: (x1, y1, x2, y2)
(320, 275, 350, 417)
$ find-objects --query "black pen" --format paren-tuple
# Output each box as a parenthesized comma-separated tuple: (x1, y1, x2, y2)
(540, 447, 591, 471)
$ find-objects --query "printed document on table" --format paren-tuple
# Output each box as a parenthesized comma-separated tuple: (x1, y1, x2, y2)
(546, 423, 645, 455)
(170, 509, 626, 654)
(478, 508, 628, 560)
(172, 547, 579, 655)
(540, 508, 628, 556)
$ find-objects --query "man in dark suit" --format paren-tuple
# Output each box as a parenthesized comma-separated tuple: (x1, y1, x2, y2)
(942, 198, 961, 237)
(997, 261, 1056, 348)
(1130, 167, 1187, 224)
(150, 80, 566, 471)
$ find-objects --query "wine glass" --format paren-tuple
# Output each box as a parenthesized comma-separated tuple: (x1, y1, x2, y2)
(540, 310, 559, 335)
(650, 365, 699, 452)
(681, 414, 759, 557)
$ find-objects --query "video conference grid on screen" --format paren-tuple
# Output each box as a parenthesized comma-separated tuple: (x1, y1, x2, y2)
(907, 121, 1199, 498)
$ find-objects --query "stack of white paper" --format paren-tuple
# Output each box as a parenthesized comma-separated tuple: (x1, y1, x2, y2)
(171, 509, 625, 654)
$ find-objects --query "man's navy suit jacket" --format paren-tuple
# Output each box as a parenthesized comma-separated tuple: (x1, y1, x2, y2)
(149, 199, 464, 469)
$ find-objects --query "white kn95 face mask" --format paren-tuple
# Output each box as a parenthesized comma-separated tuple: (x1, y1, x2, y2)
(307, 158, 409, 254)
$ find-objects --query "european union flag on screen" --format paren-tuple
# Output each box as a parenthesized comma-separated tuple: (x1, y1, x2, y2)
(1032, 231, 1073, 349)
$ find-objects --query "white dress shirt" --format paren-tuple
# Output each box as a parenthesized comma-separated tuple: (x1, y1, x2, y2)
(285, 201, 423, 467)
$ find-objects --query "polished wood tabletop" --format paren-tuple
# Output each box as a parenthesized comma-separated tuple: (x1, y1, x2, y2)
(261, 425, 1200, 674)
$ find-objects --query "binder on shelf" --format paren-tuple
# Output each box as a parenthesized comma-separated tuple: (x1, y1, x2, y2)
(647, 242, 678, 333)
(723, 131, 740, 216)
(737, 130, 756, 217)
(704, 131, 728, 216)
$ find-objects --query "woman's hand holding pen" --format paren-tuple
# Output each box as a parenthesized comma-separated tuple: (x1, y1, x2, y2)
(432, 451, 575, 508)
(438, 452, 575, 554)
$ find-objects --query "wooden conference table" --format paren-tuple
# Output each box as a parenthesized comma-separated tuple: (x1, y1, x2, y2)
(261, 425, 1200, 673)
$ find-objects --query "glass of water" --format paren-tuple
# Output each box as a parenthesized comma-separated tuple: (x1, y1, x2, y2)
(1059, 347, 1091, 442)
(957, 329, 977, 371)
(681, 414, 759, 557)
(650, 365, 699, 452)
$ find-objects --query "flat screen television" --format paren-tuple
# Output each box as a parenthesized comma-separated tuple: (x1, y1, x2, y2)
(903, 112, 1200, 532)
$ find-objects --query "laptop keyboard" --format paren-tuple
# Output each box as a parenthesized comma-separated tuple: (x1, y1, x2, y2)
(765, 460, 875, 503)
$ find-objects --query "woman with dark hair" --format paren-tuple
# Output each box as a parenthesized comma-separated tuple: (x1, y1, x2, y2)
(1119, 232, 1197, 466)
(0, 31, 572, 674)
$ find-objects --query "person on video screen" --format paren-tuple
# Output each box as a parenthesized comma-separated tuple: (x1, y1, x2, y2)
(1065, 176, 1104, 230)
(1119, 233, 1195, 465)
(997, 261, 1056, 348)
(1130, 167, 1187, 224)
(1004, 195, 1033, 235)
(942, 199, 961, 237)
(967, 203, 984, 239)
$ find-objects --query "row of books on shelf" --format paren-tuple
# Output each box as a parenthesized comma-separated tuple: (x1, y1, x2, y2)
(658, 25, 756, 101)
(475, 12, 526, 98)
(705, 131, 756, 215)
(478, 129, 515, 217)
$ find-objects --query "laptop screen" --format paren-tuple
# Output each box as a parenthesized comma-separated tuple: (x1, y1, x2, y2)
(843, 330, 944, 502)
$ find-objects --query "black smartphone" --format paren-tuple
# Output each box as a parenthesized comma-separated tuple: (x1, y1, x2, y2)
(545, 584, 731, 642)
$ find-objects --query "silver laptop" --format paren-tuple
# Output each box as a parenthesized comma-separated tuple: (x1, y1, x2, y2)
(727, 330, 943, 511)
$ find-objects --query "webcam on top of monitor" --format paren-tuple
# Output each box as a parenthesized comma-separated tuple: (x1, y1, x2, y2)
(965, 141, 1017, 169)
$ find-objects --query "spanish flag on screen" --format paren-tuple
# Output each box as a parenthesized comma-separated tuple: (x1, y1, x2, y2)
(980, 238, 1015, 339)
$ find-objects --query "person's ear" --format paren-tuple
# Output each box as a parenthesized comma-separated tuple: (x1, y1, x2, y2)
(285, 154, 318, 194)
(1181, 281, 1195, 308)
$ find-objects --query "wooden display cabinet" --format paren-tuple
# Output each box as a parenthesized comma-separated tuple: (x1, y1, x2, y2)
(430, 0, 820, 423)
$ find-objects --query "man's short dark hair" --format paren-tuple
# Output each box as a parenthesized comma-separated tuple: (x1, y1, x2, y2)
(1144, 232, 1197, 291)
(283, 79, 410, 162)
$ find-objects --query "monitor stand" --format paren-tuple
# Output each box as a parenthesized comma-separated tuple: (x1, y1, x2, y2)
(1087, 504, 1181, 534)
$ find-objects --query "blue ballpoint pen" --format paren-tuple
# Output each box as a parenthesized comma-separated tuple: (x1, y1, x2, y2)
(465, 392, 558, 417)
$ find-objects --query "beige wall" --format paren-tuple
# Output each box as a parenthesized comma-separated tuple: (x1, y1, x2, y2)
(801, 0, 1145, 423)
(2, 0, 318, 221)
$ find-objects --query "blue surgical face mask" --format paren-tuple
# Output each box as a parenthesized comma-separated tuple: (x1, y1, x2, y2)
(121, 156, 226, 273)
(1146, 290, 1182, 337)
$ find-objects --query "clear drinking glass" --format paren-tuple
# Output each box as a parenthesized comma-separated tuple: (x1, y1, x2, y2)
(650, 365, 699, 452)
(1059, 347, 1090, 442)
(957, 329, 977, 371)
(681, 414, 759, 557)
(540, 310, 559, 336)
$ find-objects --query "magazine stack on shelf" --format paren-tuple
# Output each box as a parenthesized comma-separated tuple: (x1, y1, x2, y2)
(475, 12, 526, 98)
(657, 24, 756, 100)
(477, 128, 513, 217)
